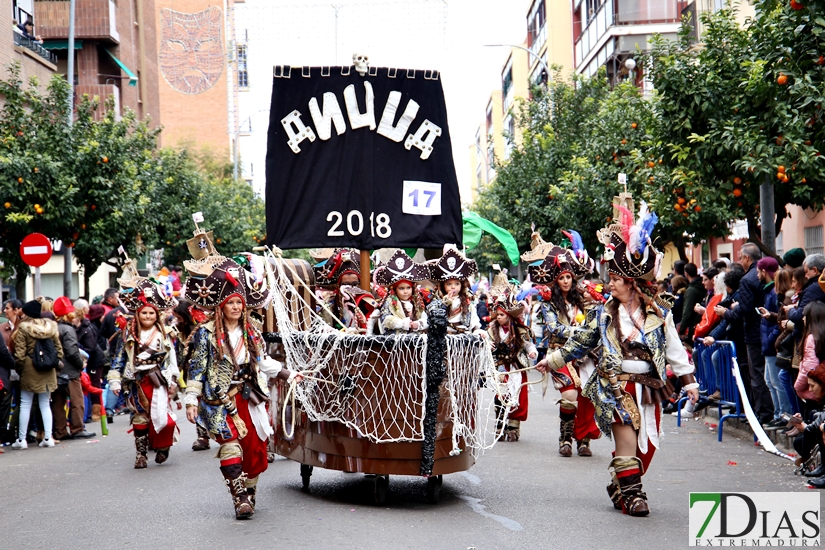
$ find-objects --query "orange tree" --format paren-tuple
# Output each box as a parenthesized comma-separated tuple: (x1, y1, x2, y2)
(644, 3, 825, 257)
(473, 72, 610, 268)
(0, 66, 81, 296)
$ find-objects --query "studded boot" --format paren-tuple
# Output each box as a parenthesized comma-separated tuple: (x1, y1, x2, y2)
(134, 430, 149, 469)
(558, 416, 575, 457)
(220, 464, 254, 520)
(610, 456, 649, 517)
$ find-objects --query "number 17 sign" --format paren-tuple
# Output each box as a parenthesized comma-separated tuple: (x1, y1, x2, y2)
(402, 180, 442, 216)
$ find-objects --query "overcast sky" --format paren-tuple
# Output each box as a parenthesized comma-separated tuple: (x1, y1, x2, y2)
(235, 0, 529, 204)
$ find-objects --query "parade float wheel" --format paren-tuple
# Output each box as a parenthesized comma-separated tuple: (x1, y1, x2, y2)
(300, 464, 313, 491)
(373, 475, 389, 505)
(425, 475, 443, 504)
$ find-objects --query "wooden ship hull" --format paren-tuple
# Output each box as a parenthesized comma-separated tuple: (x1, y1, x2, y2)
(273, 381, 474, 476)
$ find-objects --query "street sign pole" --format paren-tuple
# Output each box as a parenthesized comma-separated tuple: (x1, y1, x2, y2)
(20, 233, 54, 300)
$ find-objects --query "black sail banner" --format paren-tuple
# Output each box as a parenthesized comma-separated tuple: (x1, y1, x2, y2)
(265, 66, 462, 250)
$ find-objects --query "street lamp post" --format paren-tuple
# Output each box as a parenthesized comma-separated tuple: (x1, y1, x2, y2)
(483, 44, 551, 84)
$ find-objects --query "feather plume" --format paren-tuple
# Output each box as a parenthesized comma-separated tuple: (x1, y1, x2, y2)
(628, 226, 642, 255)
(562, 230, 585, 257)
(516, 287, 541, 302)
(616, 205, 635, 245)
(639, 209, 659, 255)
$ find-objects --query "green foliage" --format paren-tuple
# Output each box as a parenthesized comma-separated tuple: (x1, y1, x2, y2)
(474, 1, 825, 267)
(0, 63, 266, 290)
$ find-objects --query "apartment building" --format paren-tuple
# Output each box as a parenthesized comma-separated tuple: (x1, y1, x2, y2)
(4, 1, 56, 101)
(33, 0, 160, 125)
(470, 0, 573, 204)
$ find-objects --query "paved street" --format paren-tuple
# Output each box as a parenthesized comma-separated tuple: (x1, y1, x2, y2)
(0, 383, 816, 549)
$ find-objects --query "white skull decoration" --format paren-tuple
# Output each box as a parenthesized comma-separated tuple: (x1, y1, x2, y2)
(353, 53, 369, 76)
(143, 287, 154, 298)
(394, 257, 406, 270)
(447, 257, 456, 270)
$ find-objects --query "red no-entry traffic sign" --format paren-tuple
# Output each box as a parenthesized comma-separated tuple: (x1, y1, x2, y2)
(20, 233, 53, 267)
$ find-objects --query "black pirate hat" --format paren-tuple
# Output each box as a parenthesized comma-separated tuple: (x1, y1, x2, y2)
(117, 259, 176, 313)
(375, 250, 430, 287)
(314, 248, 361, 286)
(184, 258, 270, 309)
(430, 246, 477, 282)
(596, 194, 662, 282)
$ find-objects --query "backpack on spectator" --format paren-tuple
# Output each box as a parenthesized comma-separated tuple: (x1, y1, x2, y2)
(31, 337, 59, 372)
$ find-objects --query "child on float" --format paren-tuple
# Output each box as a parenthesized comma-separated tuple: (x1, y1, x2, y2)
(487, 273, 537, 442)
(428, 246, 485, 337)
(376, 250, 430, 335)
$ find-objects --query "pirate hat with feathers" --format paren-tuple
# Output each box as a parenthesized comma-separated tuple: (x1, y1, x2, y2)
(527, 230, 594, 284)
(597, 193, 662, 282)
(117, 259, 175, 313)
(430, 245, 477, 282)
(313, 248, 361, 286)
(375, 250, 431, 287)
(184, 257, 270, 309)
(488, 271, 523, 319)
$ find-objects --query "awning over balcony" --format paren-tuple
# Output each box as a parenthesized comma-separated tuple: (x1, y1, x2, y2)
(42, 40, 84, 50)
(105, 49, 137, 86)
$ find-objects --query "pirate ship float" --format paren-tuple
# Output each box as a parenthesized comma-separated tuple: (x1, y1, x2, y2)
(259, 59, 506, 504)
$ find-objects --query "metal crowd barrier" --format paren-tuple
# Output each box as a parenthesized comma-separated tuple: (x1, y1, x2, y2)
(677, 340, 747, 442)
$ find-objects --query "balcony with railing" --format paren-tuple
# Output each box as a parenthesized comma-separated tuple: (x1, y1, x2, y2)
(13, 29, 57, 64)
(34, 0, 120, 43)
(575, 0, 683, 68)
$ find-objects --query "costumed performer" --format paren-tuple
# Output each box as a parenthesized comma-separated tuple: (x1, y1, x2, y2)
(523, 228, 603, 457)
(537, 194, 698, 516)
(108, 259, 180, 469)
(183, 249, 301, 520)
(428, 246, 485, 337)
(488, 272, 537, 442)
(170, 299, 213, 451)
(376, 250, 431, 335)
(314, 248, 379, 333)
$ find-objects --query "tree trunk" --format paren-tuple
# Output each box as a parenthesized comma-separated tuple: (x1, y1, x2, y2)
(745, 210, 781, 261)
(14, 271, 27, 301)
(672, 233, 689, 262)
(83, 270, 91, 300)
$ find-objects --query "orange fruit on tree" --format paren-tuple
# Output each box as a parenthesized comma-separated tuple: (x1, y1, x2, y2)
(805, 140, 812, 146)
(733, 188, 743, 197)
(102, 156, 109, 163)
(631, 123, 638, 129)
(733, 176, 742, 185)
(17, 177, 22, 183)
(778, 165, 786, 173)
(621, 139, 627, 145)
(33, 167, 38, 173)
(790, 0, 804, 9)
(818, 56, 825, 66)
(3, 202, 9, 208)
(90, 204, 96, 210)
(677, 197, 686, 205)
(674, 203, 683, 212)
(694, 205, 702, 212)
(647, 161, 655, 168)
(777, 74, 788, 85)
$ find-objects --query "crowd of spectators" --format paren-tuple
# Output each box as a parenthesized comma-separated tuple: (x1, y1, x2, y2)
(652, 247, 825, 486)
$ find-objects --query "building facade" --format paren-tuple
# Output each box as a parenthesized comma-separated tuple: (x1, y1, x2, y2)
(470, 0, 572, 204)
(153, 0, 235, 153)
(34, 0, 160, 124)
(4, 1, 56, 101)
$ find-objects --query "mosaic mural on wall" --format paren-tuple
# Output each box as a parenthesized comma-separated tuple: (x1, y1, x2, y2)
(159, 7, 224, 94)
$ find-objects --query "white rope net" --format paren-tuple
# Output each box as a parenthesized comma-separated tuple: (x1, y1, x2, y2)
(262, 250, 505, 456)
